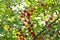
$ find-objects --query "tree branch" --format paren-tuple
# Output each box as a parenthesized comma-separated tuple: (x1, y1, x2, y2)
(33, 17, 59, 40)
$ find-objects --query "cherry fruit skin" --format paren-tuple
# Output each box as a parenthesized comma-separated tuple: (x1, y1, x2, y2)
(30, 32, 35, 37)
(19, 37, 24, 40)
(23, 9, 27, 13)
(45, 21, 48, 25)
(22, 23, 25, 26)
(44, 13, 46, 16)
(49, 16, 53, 20)
(27, 21, 31, 24)
(28, 27, 31, 32)
(16, 34, 19, 36)
(27, 12, 30, 19)
(41, 2, 44, 6)
(30, 8, 34, 12)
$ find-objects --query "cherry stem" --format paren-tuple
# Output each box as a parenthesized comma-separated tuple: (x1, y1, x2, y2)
(33, 17, 59, 40)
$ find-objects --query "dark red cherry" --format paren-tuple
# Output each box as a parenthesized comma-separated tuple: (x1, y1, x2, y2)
(30, 24, 33, 27)
(45, 21, 48, 25)
(23, 9, 27, 13)
(30, 32, 35, 37)
(16, 34, 19, 36)
(27, 21, 31, 24)
(27, 12, 30, 19)
(49, 16, 53, 20)
(41, 2, 44, 6)
(22, 23, 25, 26)
(44, 13, 46, 16)
(24, 19, 27, 22)
(28, 27, 31, 32)
(19, 37, 24, 40)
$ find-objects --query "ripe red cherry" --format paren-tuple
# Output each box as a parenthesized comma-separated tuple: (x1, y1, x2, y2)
(16, 34, 19, 36)
(30, 8, 34, 12)
(44, 13, 46, 16)
(49, 16, 53, 20)
(23, 9, 27, 13)
(30, 32, 35, 37)
(31, 9, 34, 12)
(28, 27, 31, 32)
(19, 37, 24, 40)
(27, 12, 30, 19)
(19, 34, 22, 37)
(41, 2, 44, 6)
(45, 21, 48, 25)
(22, 23, 25, 26)
(24, 19, 27, 22)
(30, 24, 33, 27)
(27, 21, 31, 24)
(20, 15, 24, 18)
(19, 32, 23, 37)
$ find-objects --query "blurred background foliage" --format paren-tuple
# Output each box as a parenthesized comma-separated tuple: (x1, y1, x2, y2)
(0, 0, 60, 40)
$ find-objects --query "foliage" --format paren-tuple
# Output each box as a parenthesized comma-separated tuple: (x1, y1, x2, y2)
(0, 0, 60, 40)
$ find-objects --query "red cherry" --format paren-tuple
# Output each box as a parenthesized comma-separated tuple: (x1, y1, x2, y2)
(20, 15, 24, 18)
(22, 23, 25, 26)
(19, 37, 24, 40)
(45, 21, 48, 25)
(30, 24, 33, 27)
(30, 32, 35, 37)
(32, 33, 35, 37)
(30, 7, 34, 12)
(30, 8, 34, 12)
(24, 19, 27, 22)
(27, 12, 30, 19)
(41, 2, 44, 6)
(23, 9, 27, 13)
(19, 34, 22, 37)
(49, 16, 53, 20)
(27, 21, 31, 24)
(28, 27, 31, 32)
(31, 9, 34, 12)
(16, 34, 19, 36)
(44, 13, 46, 16)
(19, 32, 23, 37)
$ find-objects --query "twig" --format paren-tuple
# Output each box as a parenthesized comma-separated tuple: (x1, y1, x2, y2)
(33, 17, 59, 40)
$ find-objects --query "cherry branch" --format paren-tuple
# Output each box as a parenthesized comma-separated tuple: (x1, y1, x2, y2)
(33, 17, 59, 40)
